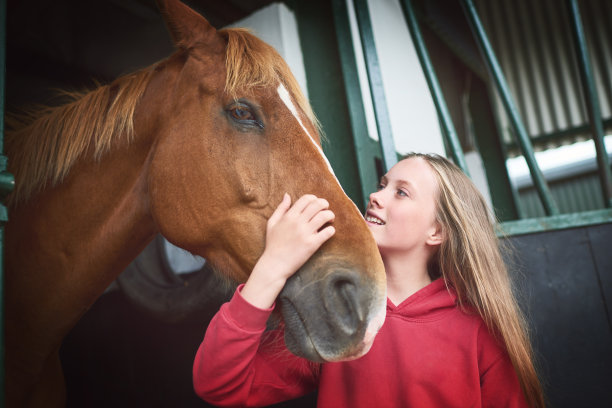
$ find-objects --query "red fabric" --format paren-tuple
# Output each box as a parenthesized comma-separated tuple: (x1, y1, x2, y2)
(193, 279, 528, 408)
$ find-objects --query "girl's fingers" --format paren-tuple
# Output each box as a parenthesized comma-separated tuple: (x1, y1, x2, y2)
(309, 209, 335, 231)
(301, 197, 330, 222)
(314, 225, 336, 246)
(288, 194, 317, 216)
(267, 193, 291, 227)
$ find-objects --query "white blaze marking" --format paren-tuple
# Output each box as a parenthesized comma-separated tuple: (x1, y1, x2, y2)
(276, 84, 363, 218)
(277, 83, 388, 344)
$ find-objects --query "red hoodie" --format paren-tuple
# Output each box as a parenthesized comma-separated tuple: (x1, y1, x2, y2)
(193, 278, 527, 407)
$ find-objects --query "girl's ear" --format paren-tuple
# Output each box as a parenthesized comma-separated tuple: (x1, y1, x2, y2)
(426, 223, 444, 247)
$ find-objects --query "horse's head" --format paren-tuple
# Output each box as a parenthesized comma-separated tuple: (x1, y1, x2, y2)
(142, 0, 386, 362)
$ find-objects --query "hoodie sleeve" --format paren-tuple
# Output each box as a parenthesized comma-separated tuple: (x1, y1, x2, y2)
(193, 284, 318, 407)
(477, 324, 529, 408)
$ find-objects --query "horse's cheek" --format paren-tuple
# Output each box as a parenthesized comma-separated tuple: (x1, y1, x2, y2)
(146, 144, 207, 245)
(225, 211, 267, 262)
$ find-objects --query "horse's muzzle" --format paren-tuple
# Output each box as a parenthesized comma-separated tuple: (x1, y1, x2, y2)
(278, 263, 386, 362)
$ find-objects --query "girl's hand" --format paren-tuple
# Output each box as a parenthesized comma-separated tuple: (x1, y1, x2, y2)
(241, 194, 336, 309)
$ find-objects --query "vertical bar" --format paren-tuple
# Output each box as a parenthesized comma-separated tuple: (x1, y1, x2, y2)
(351, 0, 397, 172)
(514, 0, 545, 134)
(524, 0, 562, 131)
(0, 0, 6, 403)
(468, 77, 522, 221)
(331, 0, 383, 206)
(584, 0, 612, 113)
(399, 0, 470, 176)
(0, 0, 15, 403)
(460, 0, 560, 216)
(566, 0, 612, 208)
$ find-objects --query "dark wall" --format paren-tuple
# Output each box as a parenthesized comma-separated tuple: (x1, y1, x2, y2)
(60, 288, 317, 408)
(6, 0, 273, 108)
(504, 222, 612, 407)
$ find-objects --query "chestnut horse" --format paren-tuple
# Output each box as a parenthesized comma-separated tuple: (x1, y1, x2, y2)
(4, 0, 386, 407)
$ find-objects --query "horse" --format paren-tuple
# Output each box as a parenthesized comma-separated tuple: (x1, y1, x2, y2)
(3, 0, 386, 406)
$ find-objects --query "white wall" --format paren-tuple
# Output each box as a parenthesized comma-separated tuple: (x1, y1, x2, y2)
(347, 0, 446, 156)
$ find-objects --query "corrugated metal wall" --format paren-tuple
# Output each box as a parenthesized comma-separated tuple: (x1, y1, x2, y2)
(475, 0, 612, 155)
(519, 172, 604, 217)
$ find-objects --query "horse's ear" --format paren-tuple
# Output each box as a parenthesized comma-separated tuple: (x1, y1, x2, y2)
(156, 0, 223, 50)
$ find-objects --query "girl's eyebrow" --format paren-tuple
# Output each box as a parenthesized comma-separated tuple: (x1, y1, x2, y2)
(382, 175, 416, 194)
(396, 179, 417, 195)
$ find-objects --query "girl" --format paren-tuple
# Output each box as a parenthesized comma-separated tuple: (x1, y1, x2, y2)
(193, 153, 545, 407)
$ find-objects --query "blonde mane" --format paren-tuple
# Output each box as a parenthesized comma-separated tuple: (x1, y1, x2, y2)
(6, 69, 154, 207)
(6, 27, 319, 207)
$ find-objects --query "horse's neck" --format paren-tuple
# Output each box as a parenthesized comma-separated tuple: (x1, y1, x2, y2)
(6, 134, 156, 331)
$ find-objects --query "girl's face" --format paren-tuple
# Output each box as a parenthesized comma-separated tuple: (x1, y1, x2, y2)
(365, 158, 441, 256)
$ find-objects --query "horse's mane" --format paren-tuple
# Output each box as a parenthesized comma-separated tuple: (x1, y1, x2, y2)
(220, 28, 321, 134)
(5, 70, 154, 207)
(6, 27, 320, 207)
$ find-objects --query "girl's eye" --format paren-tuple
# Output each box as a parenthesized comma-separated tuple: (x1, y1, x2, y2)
(396, 189, 408, 197)
(377, 183, 386, 191)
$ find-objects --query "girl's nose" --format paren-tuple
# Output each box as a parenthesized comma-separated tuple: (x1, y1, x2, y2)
(369, 190, 383, 208)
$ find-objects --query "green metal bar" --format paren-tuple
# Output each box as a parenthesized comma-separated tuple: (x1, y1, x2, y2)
(499, 208, 612, 237)
(291, 0, 371, 210)
(460, 0, 560, 216)
(566, 0, 612, 208)
(0, 0, 6, 402)
(504, 117, 612, 152)
(351, 0, 397, 172)
(399, 0, 470, 176)
(524, 0, 561, 131)
(469, 77, 521, 221)
(331, 0, 382, 206)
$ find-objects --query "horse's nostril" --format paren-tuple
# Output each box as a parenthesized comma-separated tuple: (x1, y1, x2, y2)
(326, 275, 366, 336)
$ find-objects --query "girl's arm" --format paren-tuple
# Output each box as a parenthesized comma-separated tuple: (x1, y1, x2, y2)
(193, 194, 334, 407)
(478, 324, 529, 408)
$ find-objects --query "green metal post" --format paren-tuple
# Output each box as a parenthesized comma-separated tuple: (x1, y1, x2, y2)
(469, 77, 521, 221)
(460, 0, 560, 216)
(0, 0, 15, 403)
(331, 0, 383, 206)
(0, 0, 7, 403)
(566, 0, 612, 208)
(351, 0, 397, 173)
(399, 0, 470, 176)
(290, 0, 375, 210)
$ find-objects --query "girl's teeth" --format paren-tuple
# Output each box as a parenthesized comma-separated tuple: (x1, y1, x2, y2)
(366, 215, 385, 225)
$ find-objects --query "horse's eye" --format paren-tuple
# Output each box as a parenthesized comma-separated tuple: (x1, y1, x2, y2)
(230, 107, 254, 121)
(226, 102, 263, 129)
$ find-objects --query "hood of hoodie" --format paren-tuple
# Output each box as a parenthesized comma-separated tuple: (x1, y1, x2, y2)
(386, 278, 458, 322)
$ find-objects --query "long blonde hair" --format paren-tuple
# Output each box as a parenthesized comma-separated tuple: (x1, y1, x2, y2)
(403, 153, 545, 408)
